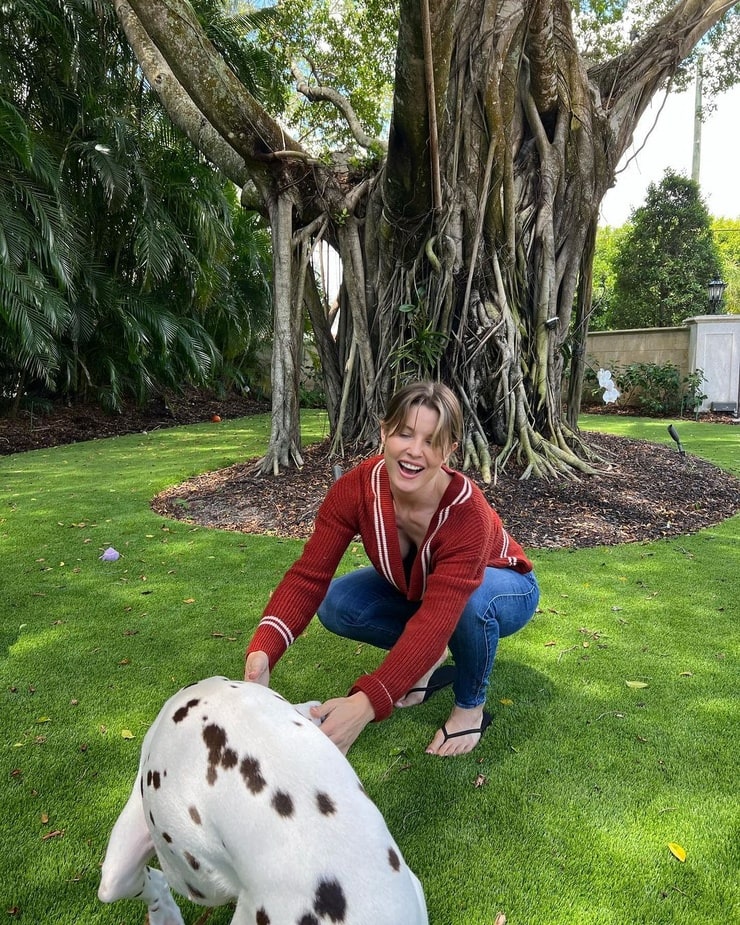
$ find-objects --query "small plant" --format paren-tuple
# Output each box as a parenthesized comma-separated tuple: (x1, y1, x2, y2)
(389, 302, 448, 378)
(681, 368, 708, 417)
(619, 362, 684, 415)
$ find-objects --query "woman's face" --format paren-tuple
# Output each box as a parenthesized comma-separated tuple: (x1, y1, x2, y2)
(381, 404, 455, 500)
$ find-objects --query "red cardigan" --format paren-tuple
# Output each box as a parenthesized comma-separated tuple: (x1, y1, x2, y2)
(247, 456, 533, 721)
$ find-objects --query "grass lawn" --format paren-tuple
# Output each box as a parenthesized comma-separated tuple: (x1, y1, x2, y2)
(2, 412, 738, 924)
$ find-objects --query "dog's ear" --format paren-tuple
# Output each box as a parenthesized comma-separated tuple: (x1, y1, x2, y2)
(293, 701, 323, 725)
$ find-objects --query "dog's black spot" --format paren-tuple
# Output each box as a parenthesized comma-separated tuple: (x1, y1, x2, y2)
(189, 805, 202, 825)
(297, 916, 319, 925)
(139, 777, 144, 797)
(222, 747, 238, 769)
(186, 882, 206, 900)
(172, 698, 200, 723)
(388, 847, 400, 871)
(271, 790, 294, 817)
(240, 755, 266, 794)
(316, 792, 336, 815)
(203, 723, 230, 785)
(184, 851, 200, 870)
(162, 832, 172, 843)
(256, 909, 271, 925)
(313, 878, 346, 922)
(146, 769, 162, 789)
(149, 810, 156, 827)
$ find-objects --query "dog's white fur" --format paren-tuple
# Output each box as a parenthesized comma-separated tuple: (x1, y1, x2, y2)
(98, 676, 428, 924)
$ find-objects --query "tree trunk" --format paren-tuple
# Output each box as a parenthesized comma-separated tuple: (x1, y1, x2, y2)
(113, 0, 737, 477)
(256, 191, 303, 475)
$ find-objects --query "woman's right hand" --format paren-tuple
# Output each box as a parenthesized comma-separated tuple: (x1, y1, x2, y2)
(244, 650, 270, 686)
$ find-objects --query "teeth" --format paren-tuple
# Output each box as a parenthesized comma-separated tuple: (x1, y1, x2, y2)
(399, 461, 422, 473)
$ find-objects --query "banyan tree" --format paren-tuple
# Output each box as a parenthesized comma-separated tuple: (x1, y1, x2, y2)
(112, 0, 738, 476)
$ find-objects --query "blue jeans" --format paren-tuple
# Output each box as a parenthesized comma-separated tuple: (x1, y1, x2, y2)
(317, 566, 540, 709)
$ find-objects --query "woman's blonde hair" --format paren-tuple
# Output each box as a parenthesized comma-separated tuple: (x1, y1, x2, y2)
(381, 381, 463, 457)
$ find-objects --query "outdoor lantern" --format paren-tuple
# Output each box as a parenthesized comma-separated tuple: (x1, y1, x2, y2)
(707, 278, 727, 314)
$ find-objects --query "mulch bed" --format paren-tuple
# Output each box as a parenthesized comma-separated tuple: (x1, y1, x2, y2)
(3, 392, 738, 549)
(151, 425, 740, 550)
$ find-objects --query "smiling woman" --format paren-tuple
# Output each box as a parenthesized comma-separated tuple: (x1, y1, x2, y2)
(244, 381, 540, 758)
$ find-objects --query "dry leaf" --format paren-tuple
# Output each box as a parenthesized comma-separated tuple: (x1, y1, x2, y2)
(499, 698, 514, 706)
(494, 915, 507, 925)
(474, 774, 487, 788)
(41, 829, 64, 841)
(183, 598, 196, 604)
(544, 640, 557, 647)
(668, 842, 687, 862)
(625, 680, 649, 689)
(121, 729, 135, 740)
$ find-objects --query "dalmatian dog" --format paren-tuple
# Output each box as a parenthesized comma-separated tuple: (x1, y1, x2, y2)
(98, 676, 428, 925)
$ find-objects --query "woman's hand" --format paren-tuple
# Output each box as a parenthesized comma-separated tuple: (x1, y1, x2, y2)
(310, 692, 375, 755)
(244, 650, 270, 686)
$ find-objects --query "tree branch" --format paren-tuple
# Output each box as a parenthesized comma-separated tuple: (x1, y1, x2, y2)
(291, 67, 386, 153)
(113, 0, 249, 186)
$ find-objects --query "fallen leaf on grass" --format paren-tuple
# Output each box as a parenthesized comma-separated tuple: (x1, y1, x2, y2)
(668, 842, 687, 862)
(625, 680, 649, 689)
(41, 829, 64, 841)
(494, 915, 507, 925)
(36, 716, 51, 724)
(121, 729, 135, 740)
(474, 774, 487, 788)
(499, 698, 513, 706)
(183, 598, 196, 604)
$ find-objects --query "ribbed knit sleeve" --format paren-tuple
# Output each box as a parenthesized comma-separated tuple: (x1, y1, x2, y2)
(246, 471, 361, 667)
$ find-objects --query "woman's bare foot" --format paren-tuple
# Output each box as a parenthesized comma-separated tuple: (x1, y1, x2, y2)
(425, 705, 491, 756)
(394, 652, 450, 708)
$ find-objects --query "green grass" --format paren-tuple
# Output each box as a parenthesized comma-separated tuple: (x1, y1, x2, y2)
(2, 413, 738, 924)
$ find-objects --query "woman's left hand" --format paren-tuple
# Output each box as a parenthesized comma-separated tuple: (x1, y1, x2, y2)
(310, 692, 375, 755)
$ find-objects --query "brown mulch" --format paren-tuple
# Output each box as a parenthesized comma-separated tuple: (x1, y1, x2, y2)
(3, 392, 739, 549)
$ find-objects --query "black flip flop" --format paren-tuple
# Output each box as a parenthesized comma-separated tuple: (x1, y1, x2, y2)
(440, 709, 492, 743)
(405, 664, 457, 703)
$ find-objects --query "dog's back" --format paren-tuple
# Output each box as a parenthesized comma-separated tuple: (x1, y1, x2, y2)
(100, 676, 428, 925)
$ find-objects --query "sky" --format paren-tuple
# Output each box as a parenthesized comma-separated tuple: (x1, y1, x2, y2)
(599, 84, 740, 226)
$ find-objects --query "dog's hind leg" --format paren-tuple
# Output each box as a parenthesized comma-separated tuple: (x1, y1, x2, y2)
(98, 779, 185, 925)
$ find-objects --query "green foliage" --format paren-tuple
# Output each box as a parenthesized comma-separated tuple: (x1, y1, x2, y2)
(712, 217, 740, 314)
(589, 224, 629, 330)
(390, 300, 448, 378)
(0, 0, 276, 413)
(261, 0, 398, 153)
(610, 171, 722, 328)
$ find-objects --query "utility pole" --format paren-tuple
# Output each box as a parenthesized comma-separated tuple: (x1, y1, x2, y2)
(692, 56, 703, 183)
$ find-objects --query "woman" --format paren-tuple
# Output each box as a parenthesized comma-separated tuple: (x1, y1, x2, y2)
(245, 381, 539, 757)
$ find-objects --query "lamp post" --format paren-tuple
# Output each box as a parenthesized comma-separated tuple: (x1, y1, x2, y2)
(707, 278, 727, 314)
